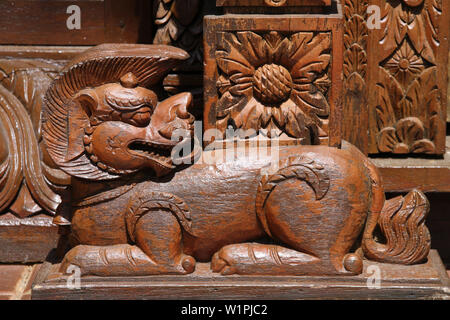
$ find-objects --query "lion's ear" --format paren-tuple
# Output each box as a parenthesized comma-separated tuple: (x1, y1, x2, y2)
(74, 90, 98, 118)
(64, 101, 89, 162)
(64, 90, 98, 162)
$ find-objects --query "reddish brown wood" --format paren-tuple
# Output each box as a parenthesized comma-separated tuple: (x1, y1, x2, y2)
(0, 214, 58, 263)
(203, 12, 343, 148)
(32, 250, 449, 300)
(342, 0, 369, 154)
(104, 0, 153, 44)
(0, 1, 445, 294)
(0, 45, 89, 60)
(153, 0, 204, 68)
(36, 44, 433, 279)
(0, 57, 67, 216)
(373, 136, 450, 192)
(367, 0, 449, 155)
(0, 265, 30, 300)
(0, 0, 151, 45)
(0, 46, 85, 263)
(216, 0, 332, 6)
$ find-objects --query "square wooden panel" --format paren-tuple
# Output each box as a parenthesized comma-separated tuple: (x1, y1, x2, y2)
(216, 0, 332, 7)
(366, 0, 449, 155)
(204, 11, 343, 147)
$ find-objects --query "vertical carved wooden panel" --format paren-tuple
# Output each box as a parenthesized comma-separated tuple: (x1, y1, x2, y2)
(0, 55, 73, 263)
(0, 59, 68, 217)
(368, 0, 449, 155)
(342, 0, 369, 154)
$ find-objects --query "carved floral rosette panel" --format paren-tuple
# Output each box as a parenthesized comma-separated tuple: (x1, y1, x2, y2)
(368, 0, 449, 155)
(204, 14, 343, 147)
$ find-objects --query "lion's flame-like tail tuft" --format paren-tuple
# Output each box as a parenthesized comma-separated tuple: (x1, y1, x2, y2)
(362, 187, 431, 264)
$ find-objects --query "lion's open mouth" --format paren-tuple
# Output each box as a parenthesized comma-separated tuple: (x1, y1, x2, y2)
(128, 140, 173, 160)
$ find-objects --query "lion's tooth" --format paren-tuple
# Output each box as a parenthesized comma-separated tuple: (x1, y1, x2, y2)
(98, 162, 107, 170)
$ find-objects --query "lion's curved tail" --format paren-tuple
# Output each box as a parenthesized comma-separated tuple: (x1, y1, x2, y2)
(361, 160, 431, 264)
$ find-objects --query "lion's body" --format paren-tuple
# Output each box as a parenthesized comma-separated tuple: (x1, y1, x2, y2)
(70, 144, 375, 273)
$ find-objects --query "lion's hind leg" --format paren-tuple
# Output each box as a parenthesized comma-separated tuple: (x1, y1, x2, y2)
(210, 242, 362, 276)
(132, 209, 196, 274)
(229, 154, 365, 276)
(211, 243, 320, 275)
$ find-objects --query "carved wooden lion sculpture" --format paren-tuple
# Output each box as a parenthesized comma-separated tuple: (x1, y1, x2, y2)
(42, 44, 431, 277)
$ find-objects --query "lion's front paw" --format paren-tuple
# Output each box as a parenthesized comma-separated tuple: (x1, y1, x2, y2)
(59, 244, 196, 276)
(211, 243, 258, 275)
(59, 245, 91, 276)
(59, 244, 151, 276)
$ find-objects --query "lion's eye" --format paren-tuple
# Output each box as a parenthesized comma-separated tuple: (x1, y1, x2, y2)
(121, 107, 152, 127)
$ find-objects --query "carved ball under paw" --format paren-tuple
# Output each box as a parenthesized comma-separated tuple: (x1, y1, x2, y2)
(343, 253, 363, 274)
(181, 255, 196, 274)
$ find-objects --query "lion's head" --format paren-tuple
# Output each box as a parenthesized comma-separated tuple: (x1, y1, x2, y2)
(42, 44, 196, 180)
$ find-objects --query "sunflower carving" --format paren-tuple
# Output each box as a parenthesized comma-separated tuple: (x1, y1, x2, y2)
(215, 31, 331, 142)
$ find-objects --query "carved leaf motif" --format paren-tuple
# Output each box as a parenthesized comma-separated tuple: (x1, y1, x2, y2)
(344, 0, 368, 19)
(376, 58, 438, 154)
(397, 67, 439, 123)
(343, 0, 369, 151)
(344, 16, 368, 50)
(406, 11, 435, 64)
(379, 2, 402, 57)
(396, 117, 424, 146)
(372, 0, 445, 154)
(377, 127, 398, 153)
(425, 0, 442, 48)
(287, 32, 330, 83)
(343, 44, 367, 79)
(377, 117, 436, 154)
(0, 60, 61, 138)
(382, 39, 425, 91)
(375, 68, 402, 130)
(216, 91, 248, 119)
(0, 89, 23, 213)
(411, 139, 436, 153)
(380, 1, 436, 64)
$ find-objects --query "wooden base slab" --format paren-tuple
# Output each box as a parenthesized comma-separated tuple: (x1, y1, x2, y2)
(31, 250, 449, 300)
